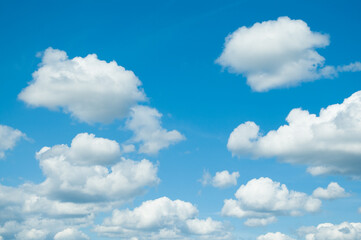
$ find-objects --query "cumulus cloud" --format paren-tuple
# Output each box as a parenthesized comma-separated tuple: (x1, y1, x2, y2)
(300, 222, 361, 240)
(53, 228, 89, 240)
(95, 197, 230, 239)
(221, 177, 321, 226)
(36, 133, 159, 203)
(312, 182, 349, 200)
(0, 125, 25, 158)
(227, 90, 361, 176)
(217, 17, 361, 91)
(126, 105, 185, 154)
(216, 16, 331, 91)
(19, 47, 146, 123)
(257, 232, 295, 240)
(0, 133, 160, 239)
(201, 170, 240, 188)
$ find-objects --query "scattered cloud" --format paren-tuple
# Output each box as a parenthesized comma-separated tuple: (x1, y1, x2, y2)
(228, 90, 361, 176)
(126, 105, 185, 154)
(0, 133, 160, 239)
(221, 177, 321, 226)
(216, 17, 331, 91)
(53, 228, 89, 240)
(257, 232, 295, 240)
(201, 170, 240, 188)
(19, 47, 146, 123)
(95, 196, 230, 239)
(300, 222, 361, 240)
(312, 182, 349, 200)
(36, 133, 159, 203)
(216, 17, 361, 91)
(0, 124, 25, 158)
(337, 62, 361, 72)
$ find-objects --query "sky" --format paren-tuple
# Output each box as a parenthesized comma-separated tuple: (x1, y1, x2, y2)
(1, 0, 361, 239)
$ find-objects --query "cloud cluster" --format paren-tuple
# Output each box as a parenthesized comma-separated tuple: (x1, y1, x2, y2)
(257, 232, 295, 240)
(19, 47, 146, 123)
(300, 222, 361, 240)
(201, 170, 240, 188)
(228, 90, 361, 176)
(222, 177, 321, 226)
(126, 106, 185, 154)
(0, 124, 25, 158)
(312, 182, 349, 200)
(0, 133, 159, 239)
(95, 196, 230, 239)
(216, 17, 331, 91)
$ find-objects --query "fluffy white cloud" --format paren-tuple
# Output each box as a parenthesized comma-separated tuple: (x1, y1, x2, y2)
(228, 90, 361, 176)
(126, 106, 185, 154)
(0, 133, 160, 239)
(257, 232, 295, 240)
(301, 222, 361, 240)
(95, 197, 229, 239)
(54, 228, 89, 240)
(19, 47, 146, 123)
(67, 133, 121, 166)
(312, 182, 349, 200)
(201, 170, 240, 188)
(36, 133, 159, 203)
(216, 16, 331, 91)
(0, 124, 25, 158)
(222, 177, 321, 226)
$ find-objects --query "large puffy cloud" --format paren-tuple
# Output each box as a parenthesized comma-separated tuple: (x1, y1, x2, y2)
(36, 133, 159, 203)
(228, 90, 361, 176)
(216, 17, 361, 91)
(95, 197, 230, 239)
(201, 170, 240, 188)
(300, 222, 361, 240)
(257, 232, 295, 240)
(18, 47, 146, 123)
(221, 177, 321, 226)
(0, 124, 25, 158)
(0, 133, 160, 239)
(216, 17, 331, 91)
(312, 182, 349, 200)
(126, 105, 185, 154)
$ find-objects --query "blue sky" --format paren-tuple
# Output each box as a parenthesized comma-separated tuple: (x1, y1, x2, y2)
(1, 0, 361, 239)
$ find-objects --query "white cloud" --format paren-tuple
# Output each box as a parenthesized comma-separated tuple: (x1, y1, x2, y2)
(221, 177, 321, 226)
(0, 125, 25, 158)
(67, 133, 121, 166)
(257, 232, 295, 240)
(37, 133, 159, 203)
(19, 47, 146, 123)
(126, 105, 185, 154)
(337, 62, 361, 72)
(95, 196, 229, 239)
(227, 90, 361, 176)
(312, 182, 349, 200)
(244, 217, 277, 227)
(301, 222, 361, 240)
(0, 133, 160, 239)
(54, 228, 89, 240)
(216, 16, 331, 91)
(201, 170, 240, 188)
